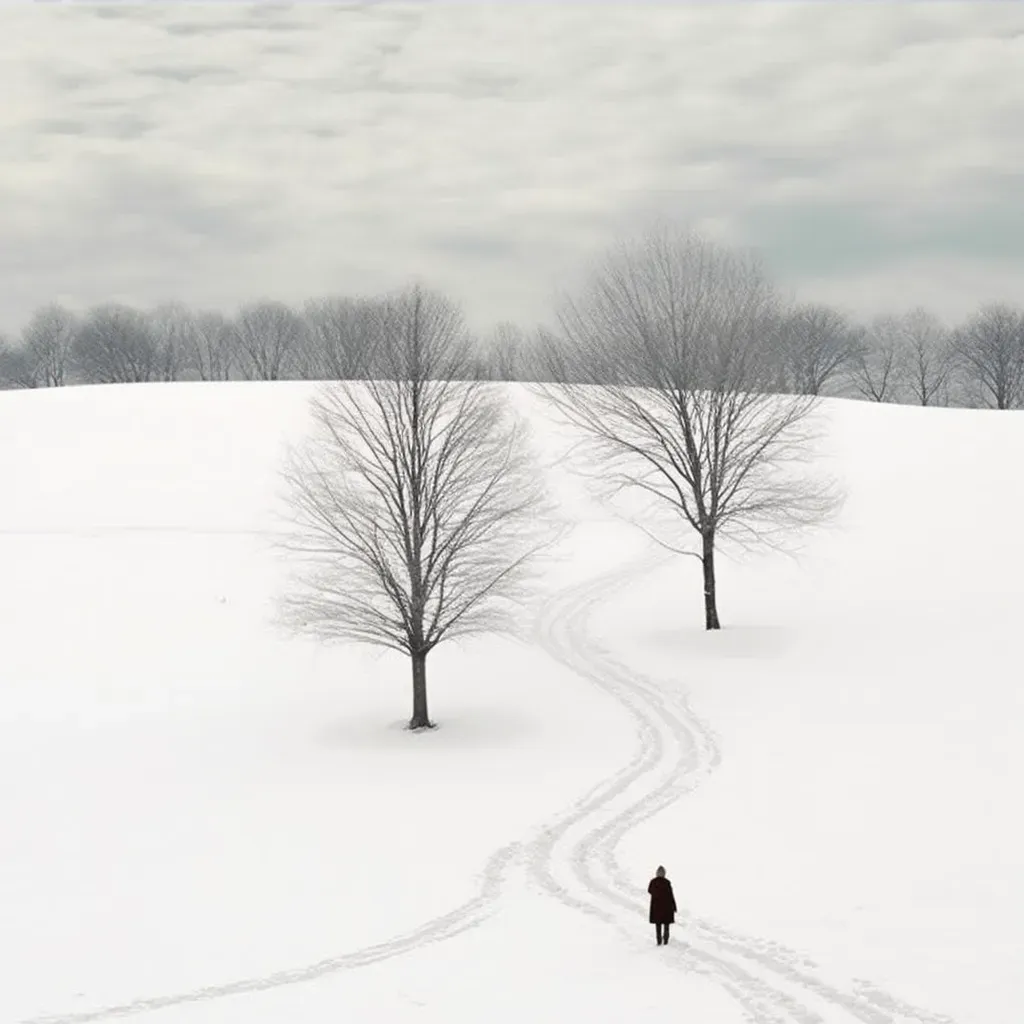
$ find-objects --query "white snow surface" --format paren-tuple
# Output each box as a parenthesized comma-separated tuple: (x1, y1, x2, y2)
(0, 381, 1021, 1024)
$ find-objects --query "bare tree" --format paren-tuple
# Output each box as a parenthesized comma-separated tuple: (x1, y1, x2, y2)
(952, 303, 1024, 410)
(232, 300, 305, 381)
(462, 344, 494, 383)
(479, 321, 554, 383)
(148, 302, 194, 382)
(21, 303, 77, 387)
(536, 227, 841, 630)
(0, 335, 39, 388)
(851, 315, 905, 402)
(184, 310, 236, 381)
(485, 321, 527, 381)
(894, 307, 953, 407)
(278, 284, 552, 729)
(530, 326, 579, 384)
(71, 303, 160, 383)
(777, 303, 862, 396)
(301, 296, 380, 380)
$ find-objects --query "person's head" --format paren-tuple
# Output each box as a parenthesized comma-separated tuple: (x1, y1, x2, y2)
(656, 865, 666, 878)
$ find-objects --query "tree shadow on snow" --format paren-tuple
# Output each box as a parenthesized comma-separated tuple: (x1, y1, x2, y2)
(639, 623, 795, 660)
(316, 708, 539, 752)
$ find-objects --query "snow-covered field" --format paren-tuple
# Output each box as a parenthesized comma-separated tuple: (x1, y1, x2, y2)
(0, 382, 1021, 1024)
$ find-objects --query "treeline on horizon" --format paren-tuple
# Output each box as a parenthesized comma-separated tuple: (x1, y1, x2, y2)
(2, 276, 1023, 410)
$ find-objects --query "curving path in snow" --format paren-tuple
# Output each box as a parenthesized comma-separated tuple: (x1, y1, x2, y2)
(22, 544, 959, 1024)
(530, 544, 958, 1024)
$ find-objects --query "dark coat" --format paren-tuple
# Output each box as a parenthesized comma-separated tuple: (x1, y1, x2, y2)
(648, 876, 677, 924)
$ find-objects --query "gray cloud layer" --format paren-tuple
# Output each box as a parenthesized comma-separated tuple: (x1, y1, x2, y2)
(2, 1, 1023, 335)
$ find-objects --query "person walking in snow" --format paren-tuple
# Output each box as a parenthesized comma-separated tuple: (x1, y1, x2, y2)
(648, 865, 677, 945)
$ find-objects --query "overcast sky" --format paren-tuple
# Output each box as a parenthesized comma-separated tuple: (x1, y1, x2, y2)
(2, 1, 1023, 337)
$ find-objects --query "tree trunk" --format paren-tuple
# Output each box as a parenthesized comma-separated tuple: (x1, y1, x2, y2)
(701, 530, 721, 631)
(409, 649, 433, 730)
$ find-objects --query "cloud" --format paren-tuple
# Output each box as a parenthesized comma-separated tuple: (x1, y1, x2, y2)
(34, 112, 153, 141)
(1, 2, 1023, 336)
(135, 65, 230, 84)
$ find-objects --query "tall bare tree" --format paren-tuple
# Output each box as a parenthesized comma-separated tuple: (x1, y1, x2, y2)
(851, 315, 905, 403)
(777, 303, 862, 396)
(279, 284, 551, 729)
(71, 303, 160, 383)
(537, 227, 840, 630)
(21, 303, 77, 387)
(232, 300, 305, 381)
(894, 307, 953, 407)
(952, 303, 1024, 410)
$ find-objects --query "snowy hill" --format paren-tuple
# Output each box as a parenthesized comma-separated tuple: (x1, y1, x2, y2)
(0, 382, 1021, 1024)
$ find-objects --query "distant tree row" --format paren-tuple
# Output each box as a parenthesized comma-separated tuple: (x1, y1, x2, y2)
(2, 290, 1023, 409)
(778, 302, 1024, 409)
(0, 298, 409, 389)
(487, 303, 1024, 410)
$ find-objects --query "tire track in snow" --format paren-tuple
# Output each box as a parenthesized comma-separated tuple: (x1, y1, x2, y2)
(10, 557, 669, 1023)
(19, 545, 768, 1024)
(530, 555, 824, 1024)
(19, 543, 958, 1024)
(531, 544, 959, 1024)
(19, 841, 523, 1024)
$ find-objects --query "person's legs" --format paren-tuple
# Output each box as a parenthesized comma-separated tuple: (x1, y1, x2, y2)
(655, 923, 664, 945)
(663, 923, 670, 945)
